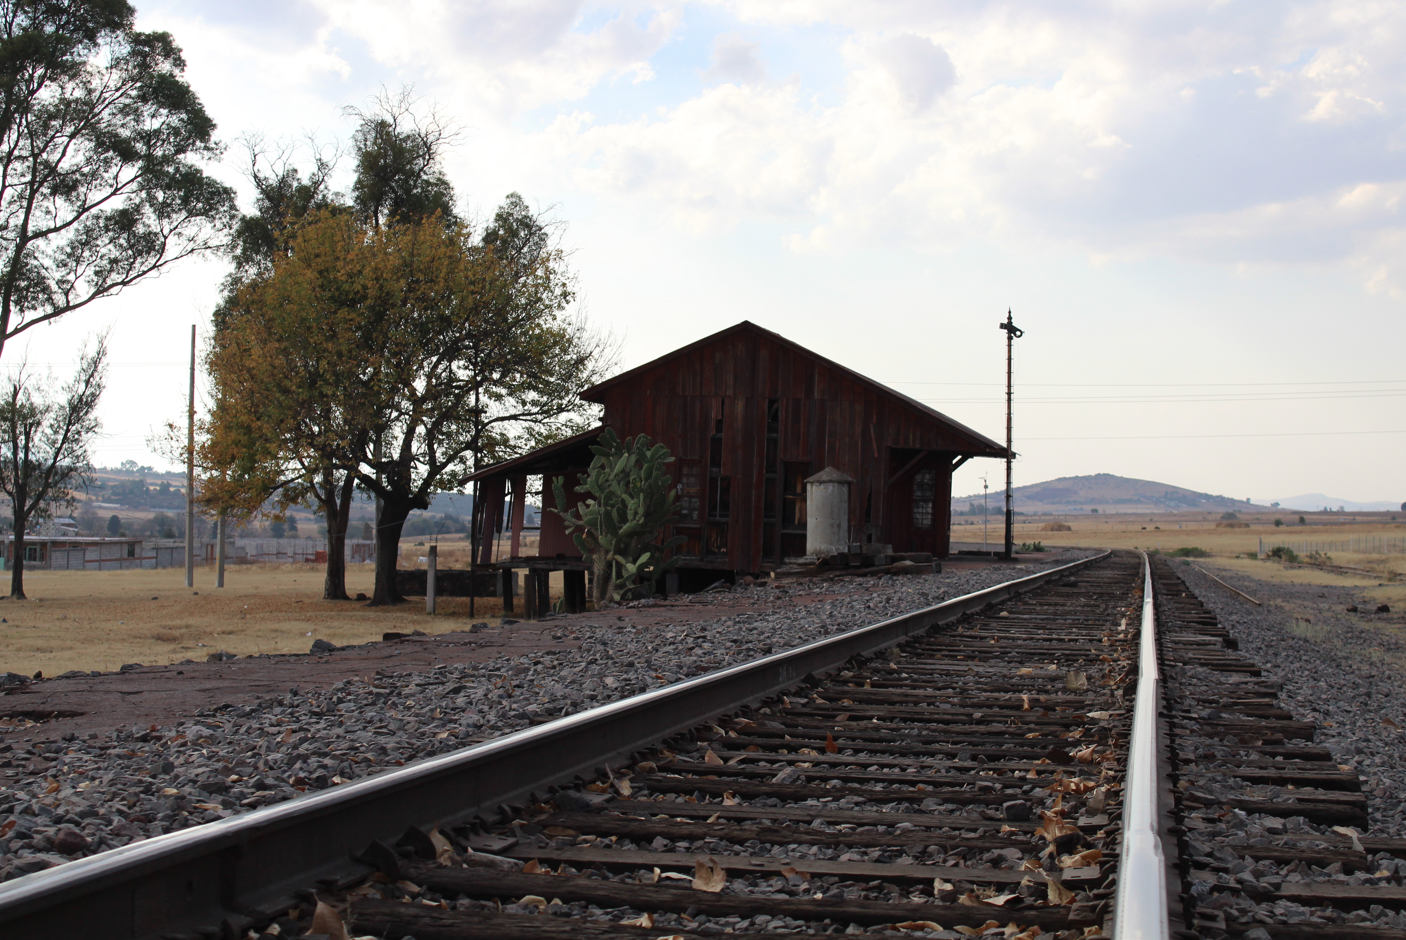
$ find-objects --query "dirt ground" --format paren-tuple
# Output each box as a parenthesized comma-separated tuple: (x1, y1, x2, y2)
(0, 564, 1018, 750)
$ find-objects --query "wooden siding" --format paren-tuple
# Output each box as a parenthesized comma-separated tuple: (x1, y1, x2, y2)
(593, 330, 994, 571)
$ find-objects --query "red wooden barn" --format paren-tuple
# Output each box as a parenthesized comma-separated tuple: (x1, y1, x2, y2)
(466, 321, 1007, 602)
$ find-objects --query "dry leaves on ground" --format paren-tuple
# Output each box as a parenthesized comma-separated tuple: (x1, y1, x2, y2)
(692, 856, 727, 892)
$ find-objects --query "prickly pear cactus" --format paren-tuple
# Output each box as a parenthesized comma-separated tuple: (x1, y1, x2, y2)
(550, 428, 684, 606)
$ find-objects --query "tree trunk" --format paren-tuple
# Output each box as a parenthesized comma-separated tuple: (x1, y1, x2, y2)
(9, 525, 25, 599)
(320, 471, 355, 601)
(369, 500, 410, 606)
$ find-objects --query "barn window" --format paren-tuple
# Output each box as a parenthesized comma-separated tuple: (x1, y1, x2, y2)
(912, 469, 936, 530)
(676, 461, 702, 522)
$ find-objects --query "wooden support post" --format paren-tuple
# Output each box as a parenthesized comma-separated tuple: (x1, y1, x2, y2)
(500, 568, 514, 614)
(215, 514, 226, 588)
(523, 570, 538, 620)
(426, 545, 437, 615)
(538, 569, 551, 615)
(563, 570, 586, 613)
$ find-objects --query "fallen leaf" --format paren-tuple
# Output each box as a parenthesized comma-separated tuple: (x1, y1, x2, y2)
(1087, 711, 1112, 720)
(1332, 826, 1365, 853)
(585, 782, 610, 793)
(706, 813, 720, 823)
(825, 733, 839, 754)
(522, 859, 542, 874)
(864, 679, 872, 688)
(1017, 668, 1033, 675)
(703, 750, 723, 766)
(1384, 717, 1400, 729)
(692, 856, 727, 892)
(635, 760, 658, 773)
(652, 867, 661, 883)
(1046, 873, 1076, 905)
(614, 776, 633, 797)
(894, 922, 945, 931)
(1021, 695, 1031, 711)
(722, 791, 739, 805)
(1064, 671, 1088, 691)
(621, 912, 655, 927)
(0, 819, 14, 837)
(1020, 858, 1042, 871)
(1035, 811, 1079, 843)
(1059, 849, 1103, 869)
(985, 893, 1018, 906)
(743, 745, 761, 752)
(309, 900, 349, 940)
(429, 828, 456, 866)
(517, 895, 548, 910)
(659, 871, 692, 881)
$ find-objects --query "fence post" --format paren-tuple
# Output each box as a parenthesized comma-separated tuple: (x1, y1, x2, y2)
(426, 544, 437, 615)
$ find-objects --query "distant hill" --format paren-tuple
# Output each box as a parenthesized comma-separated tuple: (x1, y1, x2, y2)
(953, 473, 1260, 514)
(1255, 493, 1402, 513)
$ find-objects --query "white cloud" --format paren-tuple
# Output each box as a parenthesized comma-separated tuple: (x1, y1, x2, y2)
(868, 34, 955, 112)
(704, 33, 767, 85)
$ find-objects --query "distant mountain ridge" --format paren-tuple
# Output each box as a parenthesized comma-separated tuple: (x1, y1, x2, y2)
(1254, 493, 1402, 512)
(953, 473, 1258, 514)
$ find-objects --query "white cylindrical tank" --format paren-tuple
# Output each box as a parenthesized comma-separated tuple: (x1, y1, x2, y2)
(805, 467, 854, 558)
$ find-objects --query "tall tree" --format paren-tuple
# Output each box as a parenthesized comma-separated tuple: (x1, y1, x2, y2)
(0, 337, 106, 598)
(203, 211, 373, 600)
(0, 1, 235, 362)
(345, 87, 457, 231)
(348, 206, 610, 605)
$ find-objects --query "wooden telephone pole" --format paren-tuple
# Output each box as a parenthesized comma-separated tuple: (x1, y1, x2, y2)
(999, 310, 1023, 560)
(185, 325, 196, 588)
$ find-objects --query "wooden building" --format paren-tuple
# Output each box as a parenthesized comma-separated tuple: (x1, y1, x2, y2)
(467, 321, 1007, 593)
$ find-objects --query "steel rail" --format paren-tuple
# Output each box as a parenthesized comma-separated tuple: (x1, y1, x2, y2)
(0, 552, 1108, 940)
(1112, 552, 1171, 940)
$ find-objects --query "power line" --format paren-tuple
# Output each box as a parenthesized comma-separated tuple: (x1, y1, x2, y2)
(1020, 428, 1404, 441)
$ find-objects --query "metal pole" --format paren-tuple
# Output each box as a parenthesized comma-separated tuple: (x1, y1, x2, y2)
(216, 513, 225, 588)
(185, 324, 196, 588)
(999, 310, 1023, 560)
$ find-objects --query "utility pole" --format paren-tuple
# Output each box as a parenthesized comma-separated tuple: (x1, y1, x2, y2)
(999, 310, 1023, 561)
(185, 324, 196, 588)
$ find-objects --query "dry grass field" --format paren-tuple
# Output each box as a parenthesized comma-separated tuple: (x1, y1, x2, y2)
(0, 563, 539, 678)
(1007, 512, 1406, 607)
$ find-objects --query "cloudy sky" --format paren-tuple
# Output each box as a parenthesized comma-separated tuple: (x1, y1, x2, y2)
(20, 0, 1404, 504)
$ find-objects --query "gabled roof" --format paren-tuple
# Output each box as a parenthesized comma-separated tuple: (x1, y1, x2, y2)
(582, 321, 1007, 456)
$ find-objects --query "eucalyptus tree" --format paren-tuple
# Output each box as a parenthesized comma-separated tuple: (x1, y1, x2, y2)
(0, 0, 235, 362)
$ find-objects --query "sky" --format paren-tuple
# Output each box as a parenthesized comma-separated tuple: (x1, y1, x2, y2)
(16, 0, 1405, 505)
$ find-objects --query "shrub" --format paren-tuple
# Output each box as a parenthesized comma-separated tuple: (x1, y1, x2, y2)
(1269, 546, 1301, 564)
(1168, 547, 1209, 558)
(1220, 512, 1239, 521)
(1040, 521, 1072, 532)
(1018, 541, 1045, 552)
(1274, 518, 1284, 527)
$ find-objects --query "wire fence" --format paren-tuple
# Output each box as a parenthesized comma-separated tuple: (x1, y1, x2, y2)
(1261, 535, 1406, 555)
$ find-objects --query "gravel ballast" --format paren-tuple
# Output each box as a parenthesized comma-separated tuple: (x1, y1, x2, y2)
(1166, 560, 1406, 937)
(0, 551, 1093, 882)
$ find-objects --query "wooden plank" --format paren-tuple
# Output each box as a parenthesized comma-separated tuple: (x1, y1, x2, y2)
(351, 898, 780, 940)
(500, 845, 1104, 886)
(534, 813, 1028, 851)
(400, 863, 1098, 930)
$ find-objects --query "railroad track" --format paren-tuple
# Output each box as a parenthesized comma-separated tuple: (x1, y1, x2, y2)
(1153, 556, 1406, 940)
(4, 549, 1387, 940)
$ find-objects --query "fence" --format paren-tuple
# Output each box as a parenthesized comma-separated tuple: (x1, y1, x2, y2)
(39, 538, 378, 571)
(1261, 535, 1406, 555)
